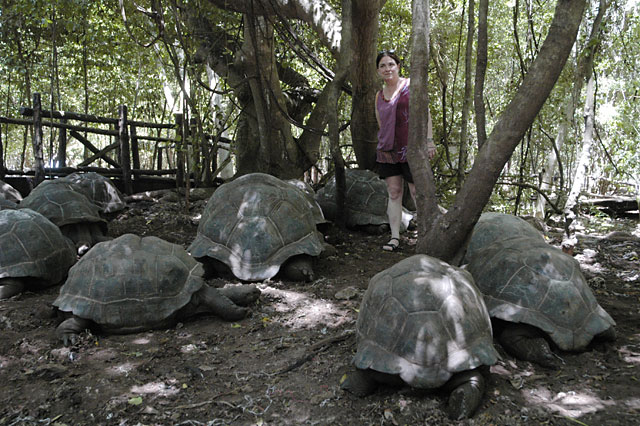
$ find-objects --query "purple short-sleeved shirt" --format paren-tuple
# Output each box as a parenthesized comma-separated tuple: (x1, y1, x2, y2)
(376, 82, 410, 164)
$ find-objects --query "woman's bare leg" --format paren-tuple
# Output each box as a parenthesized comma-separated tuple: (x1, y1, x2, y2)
(385, 175, 404, 241)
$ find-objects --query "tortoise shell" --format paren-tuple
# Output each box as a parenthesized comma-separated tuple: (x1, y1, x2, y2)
(188, 173, 324, 281)
(0, 208, 76, 288)
(354, 254, 498, 388)
(62, 172, 126, 214)
(53, 234, 205, 331)
(0, 180, 22, 203)
(464, 212, 545, 263)
(466, 236, 615, 351)
(315, 169, 388, 228)
(20, 180, 106, 230)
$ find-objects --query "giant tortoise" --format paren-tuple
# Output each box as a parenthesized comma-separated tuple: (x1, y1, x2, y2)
(464, 216, 616, 368)
(53, 234, 260, 345)
(315, 169, 413, 233)
(463, 212, 545, 263)
(341, 254, 498, 420)
(61, 172, 126, 214)
(0, 209, 77, 299)
(188, 173, 325, 282)
(20, 180, 109, 255)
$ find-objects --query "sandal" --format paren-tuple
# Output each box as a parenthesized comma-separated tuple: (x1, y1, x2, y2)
(383, 238, 400, 252)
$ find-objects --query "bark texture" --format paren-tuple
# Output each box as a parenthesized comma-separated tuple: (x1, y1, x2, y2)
(417, 0, 587, 261)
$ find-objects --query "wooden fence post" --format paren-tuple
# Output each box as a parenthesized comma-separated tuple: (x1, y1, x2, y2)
(32, 93, 45, 186)
(157, 145, 163, 170)
(175, 113, 185, 188)
(118, 105, 133, 194)
(0, 124, 4, 179)
(57, 118, 67, 167)
(130, 124, 140, 171)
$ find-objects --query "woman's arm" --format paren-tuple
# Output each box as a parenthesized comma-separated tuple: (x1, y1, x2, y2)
(375, 91, 381, 128)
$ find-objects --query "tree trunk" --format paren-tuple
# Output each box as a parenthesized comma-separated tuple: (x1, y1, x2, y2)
(416, 0, 586, 262)
(534, 0, 609, 219)
(350, 0, 384, 170)
(408, 0, 439, 242)
(563, 73, 596, 252)
(327, 0, 354, 229)
(474, 0, 488, 149)
(457, 0, 475, 190)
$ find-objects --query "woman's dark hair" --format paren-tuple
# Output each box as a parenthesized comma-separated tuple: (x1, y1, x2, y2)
(376, 49, 401, 68)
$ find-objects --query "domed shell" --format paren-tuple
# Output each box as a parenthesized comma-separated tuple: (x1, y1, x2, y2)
(188, 173, 324, 281)
(0, 180, 22, 203)
(466, 236, 615, 351)
(20, 180, 106, 229)
(62, 172, 126, 214)
(0, 209, 76, 287)
(354, 254, 498, 389)
(464, 212, 545, 263)
(53, 234, 205, 331)
(315, 169, 389, 227)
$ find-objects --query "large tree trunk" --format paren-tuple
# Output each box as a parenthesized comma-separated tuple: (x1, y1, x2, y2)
(415, 0, 586, 262)
(350, 0, 384, 170)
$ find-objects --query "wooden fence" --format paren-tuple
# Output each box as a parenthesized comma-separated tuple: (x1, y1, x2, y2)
(0, 93, 230, 195)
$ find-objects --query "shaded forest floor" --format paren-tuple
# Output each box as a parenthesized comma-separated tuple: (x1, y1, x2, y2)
(1, 192, 639, 425)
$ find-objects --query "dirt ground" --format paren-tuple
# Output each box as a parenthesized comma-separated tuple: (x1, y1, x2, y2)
(1, 191, 639, 426)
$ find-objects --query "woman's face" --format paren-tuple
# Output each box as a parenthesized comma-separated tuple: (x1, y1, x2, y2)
(377, 55, 399, 82)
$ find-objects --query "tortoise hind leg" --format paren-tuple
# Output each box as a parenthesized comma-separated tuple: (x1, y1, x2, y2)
(218, 285, 261, 306)
(499, 323, 559, 369)
(0, 278, 25, 299)
(281, 255, 314, 282)
(444, 368, 486, 420)
(196, 286, 249, 321)
(340, 368, 379, 397)
(56, 316, 92, 346)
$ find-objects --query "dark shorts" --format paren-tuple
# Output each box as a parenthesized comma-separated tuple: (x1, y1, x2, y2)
(376, 162, 413, 183)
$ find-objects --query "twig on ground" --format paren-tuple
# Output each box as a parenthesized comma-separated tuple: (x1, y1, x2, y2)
(276, 330, 354, 375)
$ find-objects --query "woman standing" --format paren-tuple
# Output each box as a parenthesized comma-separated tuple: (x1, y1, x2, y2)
(375, 50, 435, 252)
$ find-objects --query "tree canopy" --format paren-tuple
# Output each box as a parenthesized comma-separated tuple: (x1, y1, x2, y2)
(0, 0, 637, 258)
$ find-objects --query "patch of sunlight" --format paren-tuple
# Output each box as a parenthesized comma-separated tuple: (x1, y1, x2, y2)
(180, 343, 198, 353)
(107, 361, 137, 376)
(130, 381, 179, 397)
(88, 348, 118, 361)
(625, 398, 640, 410)
(523, 386, 615, 417)
(260, 285, 351, 330)
(131, 337, 151, 345)
(619, 343, 640, 365)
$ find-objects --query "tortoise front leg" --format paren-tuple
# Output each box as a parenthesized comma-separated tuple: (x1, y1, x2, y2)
(444, 368, 486, 420)
(56, 316, 92, 346)
(218, 285, 261, 306)
(0, 278, 25, 299)
(196, 286, 249, 321)
(499, 324, 560, 369)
